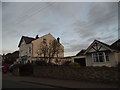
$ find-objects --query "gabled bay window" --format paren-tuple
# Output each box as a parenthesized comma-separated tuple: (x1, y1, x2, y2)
(92, 52, 109, 62)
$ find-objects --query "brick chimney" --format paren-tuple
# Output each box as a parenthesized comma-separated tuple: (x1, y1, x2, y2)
(57, 37, 60, 43)
(35, 35, 39, 39)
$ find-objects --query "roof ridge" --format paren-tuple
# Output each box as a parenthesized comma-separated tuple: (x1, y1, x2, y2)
(111, 39, 120, 46)
(22, 36, 35, 39)
(38, 33, 52, 38)
(96, 40, 110, 46)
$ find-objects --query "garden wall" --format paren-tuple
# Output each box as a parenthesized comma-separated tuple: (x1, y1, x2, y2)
(33, 66, 119, 83)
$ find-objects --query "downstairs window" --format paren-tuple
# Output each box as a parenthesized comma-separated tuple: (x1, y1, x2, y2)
(92, 52, 109, 62)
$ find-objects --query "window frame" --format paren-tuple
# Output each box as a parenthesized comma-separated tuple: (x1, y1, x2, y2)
(92, 52, 108, 63)
(43, 38, 47, 44)
(28, 47, 31, 54)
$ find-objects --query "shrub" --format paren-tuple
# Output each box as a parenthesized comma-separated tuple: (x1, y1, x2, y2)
(69, 62, 80, 68)
(35, 60, 57, 66)
(62, 61, 71, 66)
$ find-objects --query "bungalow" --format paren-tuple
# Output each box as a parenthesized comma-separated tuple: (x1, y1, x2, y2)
(84, 39, 120, 67)
(73, 39, 120, 67)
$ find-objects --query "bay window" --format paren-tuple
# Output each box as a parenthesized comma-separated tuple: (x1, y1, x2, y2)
(92, 52, 109, 62)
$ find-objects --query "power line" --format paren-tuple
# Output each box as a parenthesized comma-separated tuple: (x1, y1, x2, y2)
(15, 1, 56, 25)
(99, 29, 118, 36)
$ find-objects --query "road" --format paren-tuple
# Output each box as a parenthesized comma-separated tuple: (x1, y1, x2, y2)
(2, 73, 68, 89)
(2, 78, 55, 88)
(2, 72, 119, 89)
(2, 72, 57, 89)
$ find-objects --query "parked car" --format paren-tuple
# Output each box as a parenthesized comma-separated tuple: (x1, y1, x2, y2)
(9, 64, 14, 72)
(2, 64, 8, 73)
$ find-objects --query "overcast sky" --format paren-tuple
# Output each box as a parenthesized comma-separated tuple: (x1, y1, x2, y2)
(1, 2, 118, 56)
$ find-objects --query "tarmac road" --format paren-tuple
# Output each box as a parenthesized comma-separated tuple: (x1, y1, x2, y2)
(2, 73, 68, 89)
(2, 78, 55, 88)
(2, 72, 119, 89)
(2, 72, 57, 89)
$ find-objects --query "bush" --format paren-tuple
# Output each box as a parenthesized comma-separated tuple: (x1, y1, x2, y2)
(62, 61, 71, 66)
(35, 60, 57, 66)
(69, 62, 80, 68)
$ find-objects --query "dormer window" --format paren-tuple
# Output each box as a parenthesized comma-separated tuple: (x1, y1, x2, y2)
(43, 38, 47, 44)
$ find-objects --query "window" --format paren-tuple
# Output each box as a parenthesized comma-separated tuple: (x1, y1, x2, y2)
(28, 47, 31, 53)
(99, 52, 104, 62)
(92, 52, 108, 62)
(92, 53, 99, 62)
(43, 38, 47, 44)
(105, 53, 109, 61)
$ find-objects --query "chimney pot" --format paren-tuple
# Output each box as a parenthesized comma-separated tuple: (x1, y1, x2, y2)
(35, 35, 39, 39)
(57, 37, 60, 43)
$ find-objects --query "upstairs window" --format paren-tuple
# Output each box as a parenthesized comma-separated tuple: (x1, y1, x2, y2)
(43, 38, 47, 44)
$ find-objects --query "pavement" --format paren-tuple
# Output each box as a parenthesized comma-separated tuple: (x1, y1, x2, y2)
(2, 72, 119, 88)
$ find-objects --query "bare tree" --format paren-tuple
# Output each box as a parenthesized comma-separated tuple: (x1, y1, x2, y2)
(47, 39, 63, 63)
(37, 39, 63, 63)
(36, 43, 48, 61)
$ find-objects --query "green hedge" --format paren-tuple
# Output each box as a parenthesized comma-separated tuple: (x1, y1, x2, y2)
(69, 62, 80, 67)
(35, 60, 58, 66)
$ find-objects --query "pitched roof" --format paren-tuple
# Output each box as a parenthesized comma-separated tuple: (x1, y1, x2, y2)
(18, 36, 35, 47)
(5, 51, 19, 57)
(76, 49, 86, 56)
(95, 40, 111, 48)
(18, 33, 64, 48)
(84, 40, 114, 54)
(110, 39, 120, 51)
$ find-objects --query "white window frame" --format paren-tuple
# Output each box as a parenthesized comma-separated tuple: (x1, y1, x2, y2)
(92, 52, 106, 63)
(103, 52, 106, 62)
(28, 47, 31, 54)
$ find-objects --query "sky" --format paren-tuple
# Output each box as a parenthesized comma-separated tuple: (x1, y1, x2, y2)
(1, 2, 119, 56)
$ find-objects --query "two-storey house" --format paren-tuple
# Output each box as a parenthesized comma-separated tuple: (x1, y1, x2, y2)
(18, 33, 64, 63)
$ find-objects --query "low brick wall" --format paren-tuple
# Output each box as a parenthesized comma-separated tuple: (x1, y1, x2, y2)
(12, 64, 33, 76)
(12, 68, 19, 76)
(33, 66, 119, 83)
